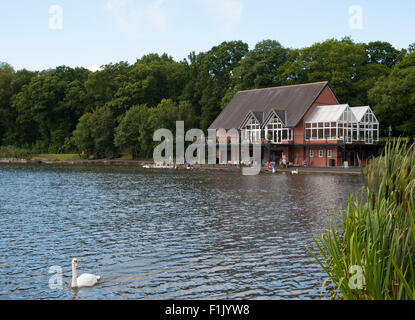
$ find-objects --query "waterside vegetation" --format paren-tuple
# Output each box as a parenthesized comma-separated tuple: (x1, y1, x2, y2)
(309, 140, 415, 300)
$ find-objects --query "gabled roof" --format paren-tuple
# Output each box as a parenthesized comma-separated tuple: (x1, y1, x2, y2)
(306, 104, 351, 123)
(239, 110, 264, 128)
(263, 108, 287, 127)
(351, 106, 370, 121)
(209, 81, 332, 130)
(252, 111, 264, 125)
(351, 106, 379, 123)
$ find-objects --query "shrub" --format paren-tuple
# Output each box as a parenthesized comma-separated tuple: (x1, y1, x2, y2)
(0, 145, 31, 159)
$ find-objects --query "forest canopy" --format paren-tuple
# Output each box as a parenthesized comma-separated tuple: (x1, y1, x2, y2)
(0, 38, 414, 159)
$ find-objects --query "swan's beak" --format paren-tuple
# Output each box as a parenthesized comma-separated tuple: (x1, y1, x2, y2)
(74, 261, 78, 267)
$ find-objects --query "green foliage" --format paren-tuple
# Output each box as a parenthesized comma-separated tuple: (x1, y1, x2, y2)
(309, 140, 415, 300)
(151, 99, 197, 132)
(0, 145, 31, 159)
(114, 99, 198, 159)
(277, 38, 394, 106)
(369, 52, 415, 136)
(231, 40, 289, 90)
(10, 66, 89, 152)
(114, 104, 153, 159)
(365, 41, 401, 68)
(183, 41, 249, 131)
(72, 106, 118, 159)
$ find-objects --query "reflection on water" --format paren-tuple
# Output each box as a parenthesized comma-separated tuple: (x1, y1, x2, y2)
(0, 164, 362, 299)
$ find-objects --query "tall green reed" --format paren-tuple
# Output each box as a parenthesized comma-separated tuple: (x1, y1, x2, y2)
(308, 139, 415, 300)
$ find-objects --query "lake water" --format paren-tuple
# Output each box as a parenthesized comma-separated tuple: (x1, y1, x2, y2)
(0, 164, 362, 300)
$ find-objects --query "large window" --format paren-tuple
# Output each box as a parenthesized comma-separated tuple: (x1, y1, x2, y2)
(305, 105, 379, 145)
(265, 114, 293, 143)
(305, 106, 356, 144)
(306, 122, 338, 141)
(241, 116, 261, 143)
(356, 110, 379, 144)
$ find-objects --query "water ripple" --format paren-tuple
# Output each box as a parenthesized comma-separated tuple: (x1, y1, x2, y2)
(0, 164, 362, 299)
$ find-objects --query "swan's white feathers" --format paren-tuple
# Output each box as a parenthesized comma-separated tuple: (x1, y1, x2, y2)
(76, 273, 100, 287)
(71, 258, 101, 288)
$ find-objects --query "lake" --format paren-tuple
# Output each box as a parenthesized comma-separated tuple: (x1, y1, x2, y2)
(0, 164, 362, 299)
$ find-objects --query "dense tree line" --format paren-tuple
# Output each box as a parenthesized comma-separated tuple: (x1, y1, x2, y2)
(0, 38, 414, 159)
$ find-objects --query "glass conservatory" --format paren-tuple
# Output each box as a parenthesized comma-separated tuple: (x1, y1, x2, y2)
(305, 104, 358, 143)
(351, 106, 379, 144)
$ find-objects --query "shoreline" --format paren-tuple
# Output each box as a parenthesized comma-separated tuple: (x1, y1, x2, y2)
(0, 158, 362, 175)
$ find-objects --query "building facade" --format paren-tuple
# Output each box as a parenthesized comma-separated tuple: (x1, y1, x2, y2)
(209, 81, 380, 167)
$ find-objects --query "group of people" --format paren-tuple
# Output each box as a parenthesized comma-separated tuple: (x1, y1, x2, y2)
(267, 156, 289, 171)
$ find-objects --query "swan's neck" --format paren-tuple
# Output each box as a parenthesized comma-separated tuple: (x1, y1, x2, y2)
(71, 265, 77, 288)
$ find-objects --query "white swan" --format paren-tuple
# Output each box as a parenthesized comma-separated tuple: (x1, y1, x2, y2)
(291, 168, 298, 175)
(71, 258, 101, 288)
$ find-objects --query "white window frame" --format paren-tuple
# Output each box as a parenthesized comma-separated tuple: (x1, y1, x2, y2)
(318, 149, 324, 158)
(355, 109, 379, 144)
(309, 150, 314, 158)
(241, 116, 261, 143)
(305, 106, 358, 144)
(265, 114, 293, 144)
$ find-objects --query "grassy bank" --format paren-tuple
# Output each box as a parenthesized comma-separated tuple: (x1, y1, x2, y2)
(309, 139, 415, 299)
(31, 154, 82, 161)
(29, 153, 142, 161)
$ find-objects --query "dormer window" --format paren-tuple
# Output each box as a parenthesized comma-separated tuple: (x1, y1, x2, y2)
(241, 115, 261, 143)
(264, 111, 293, 144)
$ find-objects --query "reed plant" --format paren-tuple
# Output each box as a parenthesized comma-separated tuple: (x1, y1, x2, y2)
(308, 139, 415, 299)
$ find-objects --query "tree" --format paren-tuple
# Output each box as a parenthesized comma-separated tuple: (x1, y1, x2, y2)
(71, 112, 95, 156)
(72, 106, 118, 158)
(369, 52, 415, 136)
(114, 104, 153, 159)
(108, 53, 189, 118)
(151, 98, 197, 133)
(84, 62, 131, 112)
(11, 66, 89, 152)
(365, 41, 400, 68)
(188, 41, 249, 131)
(0, 63, 15, 144)
(231, 40, 289, 91)
(277, 38, 393, 106)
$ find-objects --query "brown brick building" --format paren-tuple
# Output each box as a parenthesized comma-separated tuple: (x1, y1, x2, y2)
(209, 81, 380, 167)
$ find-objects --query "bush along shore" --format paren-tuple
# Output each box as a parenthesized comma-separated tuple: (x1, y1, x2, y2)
(0, 145, 31, 160)
(309, 139, 415, 300)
